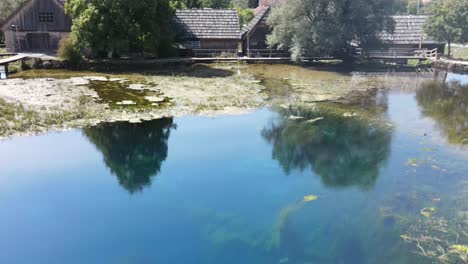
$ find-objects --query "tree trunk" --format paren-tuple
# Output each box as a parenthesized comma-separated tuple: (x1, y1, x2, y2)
(447, 42, 451, 58)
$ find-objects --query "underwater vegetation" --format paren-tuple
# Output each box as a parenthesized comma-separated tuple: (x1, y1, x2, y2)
(262, 100, 392, 190)
(387, 177, 468, 263)
(83, 118, 175, 193)
(273, 195, 319, 250)
(416, 80, 468, 146)
(88, 80, 170, 109)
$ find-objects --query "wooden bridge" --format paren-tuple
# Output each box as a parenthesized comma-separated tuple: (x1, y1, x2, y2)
(357, 48, 438, 62)
(0, 54, 29, 79)
(0, 53, 59, 79)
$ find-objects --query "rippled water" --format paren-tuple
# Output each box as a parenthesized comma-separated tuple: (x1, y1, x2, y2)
(0, 71, 467, 264)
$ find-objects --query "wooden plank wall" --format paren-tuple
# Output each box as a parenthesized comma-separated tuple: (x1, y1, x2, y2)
(201, 39, 238, 50)
(2, 0, 71, 32)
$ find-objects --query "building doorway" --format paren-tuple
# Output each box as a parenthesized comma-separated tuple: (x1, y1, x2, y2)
(26, 33, 50, 51)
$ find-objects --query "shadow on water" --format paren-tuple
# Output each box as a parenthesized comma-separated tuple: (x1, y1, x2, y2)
(262, 97, 392, 190)
(82, 118, 175, 193)
(416, 80, 468, 146)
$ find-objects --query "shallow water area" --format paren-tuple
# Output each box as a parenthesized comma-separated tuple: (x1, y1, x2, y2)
(0, 69, 467, 264)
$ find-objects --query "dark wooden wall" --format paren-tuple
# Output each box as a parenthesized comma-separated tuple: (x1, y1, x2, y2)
(200, 39, 238, 50)
(2, 0, 71, 32)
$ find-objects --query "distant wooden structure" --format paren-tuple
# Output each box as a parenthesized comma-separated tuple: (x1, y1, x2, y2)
(241, 0, 288, 57)
(364, 16, 445, 60)
(0, 0, 71, 53)
(173, 9, 241, 57)
(0, 54, 28, 79)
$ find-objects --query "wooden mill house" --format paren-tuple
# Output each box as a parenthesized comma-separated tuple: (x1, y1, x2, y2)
(1, 0, 71, 53)
(173, 9, 241, 57)
(371, 15, 445, 58)
(241, 0, 287, 57)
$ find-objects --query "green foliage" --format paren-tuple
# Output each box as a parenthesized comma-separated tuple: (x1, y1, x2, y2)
(266, 0, 395, 60)
(262, 103, 392, 190)
(0, 0, 25, 25)
(172, 0, 257, 8)
(83, 118, 175, 193)
(0, 0, 26, 43)
(65, 0, 176, 59)
(390, 0, 434, 15)
(237, 7, 254, 27)
(57, 35, 82, 66)
(424, 0, 468, 57)
(449, 45, 468, 60)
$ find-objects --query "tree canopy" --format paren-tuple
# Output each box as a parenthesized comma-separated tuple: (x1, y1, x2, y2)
(0, 0, 25, 43)
(172, 0, 257, 8)
(65, 0, 176, 58)
(266, 0, 396, 60)
(424, 0, 468, 57)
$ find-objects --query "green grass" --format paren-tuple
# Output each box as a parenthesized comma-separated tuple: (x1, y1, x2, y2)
(0, 48, 6, 53)
(446, 45, 468, 60)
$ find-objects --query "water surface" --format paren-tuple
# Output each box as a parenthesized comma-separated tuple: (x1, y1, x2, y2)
(0, 71, 467, 264)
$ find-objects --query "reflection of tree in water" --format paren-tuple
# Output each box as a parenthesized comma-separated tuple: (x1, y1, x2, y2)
(262, 103, 392, 189)
(416, 81, 468, 145)
(83, 118, 175, 193)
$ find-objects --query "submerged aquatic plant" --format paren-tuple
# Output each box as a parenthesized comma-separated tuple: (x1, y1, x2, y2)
(303, 195, 318, 202)
(420, 207, 437, 218)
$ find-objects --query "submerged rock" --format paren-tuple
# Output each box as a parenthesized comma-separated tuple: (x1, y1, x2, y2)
(306, 117, 324, 124)
(288, 115, 304, 120)
(145, 96, 165, 103)
(116, 100, 136, 105)
(83, 76, 108, 81)
(128, 84, 147, 90)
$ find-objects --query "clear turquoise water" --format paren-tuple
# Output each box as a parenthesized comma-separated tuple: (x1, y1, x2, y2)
(0, 75, 467, 264)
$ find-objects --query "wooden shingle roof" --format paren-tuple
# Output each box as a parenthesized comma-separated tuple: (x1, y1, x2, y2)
(241, 6, 270, 37)
(174, 9, 241, 40)
(380, 15, 440, 45)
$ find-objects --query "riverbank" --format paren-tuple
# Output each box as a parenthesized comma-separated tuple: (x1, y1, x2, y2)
(433, 57, 468, 73)
(0, 63, 447, 140)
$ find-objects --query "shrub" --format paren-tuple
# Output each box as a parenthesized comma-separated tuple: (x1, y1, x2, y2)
(58, 35, 82, 67)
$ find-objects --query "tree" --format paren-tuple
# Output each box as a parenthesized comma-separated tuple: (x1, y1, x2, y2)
(65, 0, 176, 58)
(266, 0, 395, 61)
(425, 0, 468, 58)
(406, 0, 423, 15)
(0, 0, 25, 44)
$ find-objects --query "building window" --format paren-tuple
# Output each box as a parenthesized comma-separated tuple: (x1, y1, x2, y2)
(39, 12, 54, 23)
(190, 40, 201, 49)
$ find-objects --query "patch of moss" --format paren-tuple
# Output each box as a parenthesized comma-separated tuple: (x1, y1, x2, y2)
(88, 80, 169, 109)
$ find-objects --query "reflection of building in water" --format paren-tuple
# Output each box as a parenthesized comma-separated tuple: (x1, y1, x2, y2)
(351, 70, 447, 92)
(262, 103, 392, 189)
(83, 118, 175, 193)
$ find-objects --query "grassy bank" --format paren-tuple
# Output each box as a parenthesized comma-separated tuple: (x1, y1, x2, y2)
(447, 45, 468, 60)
